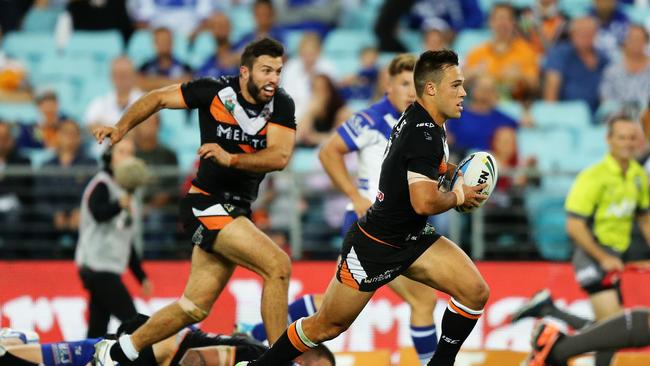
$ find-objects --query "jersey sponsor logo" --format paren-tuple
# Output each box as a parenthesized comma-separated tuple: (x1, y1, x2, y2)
(376, 190, 385, 202)
(442, 336, 460, 344)
(362, 266, 401, 284)
(416, 122, 436, 128)
(216, 124, 267, 149)
(604, 199, 636, 218)
(53, 343, 72, 364)
(192, 226, 204, 245)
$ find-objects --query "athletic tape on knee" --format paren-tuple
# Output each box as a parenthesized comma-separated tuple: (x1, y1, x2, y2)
(179, 295, 209, 322)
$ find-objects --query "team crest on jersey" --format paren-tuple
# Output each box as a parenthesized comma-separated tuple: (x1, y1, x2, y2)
(224, 98, 236, 113)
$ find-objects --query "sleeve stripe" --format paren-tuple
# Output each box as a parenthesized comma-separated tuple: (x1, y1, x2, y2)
(337, 126, 359, 151)
(566, 211, 591, 220)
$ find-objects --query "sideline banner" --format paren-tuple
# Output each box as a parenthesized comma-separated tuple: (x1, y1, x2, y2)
(1, 261, 649, 353)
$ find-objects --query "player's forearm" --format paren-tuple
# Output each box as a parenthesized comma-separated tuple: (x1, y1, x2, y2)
(412, 190, 457, 215)
(319, 147, 359, 199)
(114, 90, 166, 135)
(566, 218, 609, 261)
(230, 146, 292, 173)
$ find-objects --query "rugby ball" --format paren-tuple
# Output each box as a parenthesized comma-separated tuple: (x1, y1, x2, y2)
(450, 151, 498, 213)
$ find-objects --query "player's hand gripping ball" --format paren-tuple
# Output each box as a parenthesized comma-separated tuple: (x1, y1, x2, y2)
(450, 151, 499, 213)
(114, 157, 150, 193)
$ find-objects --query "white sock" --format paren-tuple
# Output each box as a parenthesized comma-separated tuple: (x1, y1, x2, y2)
(118, 334, 139, 361)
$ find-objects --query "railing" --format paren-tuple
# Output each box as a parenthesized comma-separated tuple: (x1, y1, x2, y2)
(2, 165, 648, 261)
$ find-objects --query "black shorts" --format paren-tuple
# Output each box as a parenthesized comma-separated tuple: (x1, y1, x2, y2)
(336, 223, 440, 292)
(179, 192, 251, 254)
(572, 245, 622, 298)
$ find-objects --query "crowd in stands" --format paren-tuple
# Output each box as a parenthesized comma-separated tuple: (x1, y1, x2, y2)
(1, 0, 650, 260)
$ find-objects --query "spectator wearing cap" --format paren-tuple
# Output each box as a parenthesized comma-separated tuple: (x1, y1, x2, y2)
(16, 91, 66, 150)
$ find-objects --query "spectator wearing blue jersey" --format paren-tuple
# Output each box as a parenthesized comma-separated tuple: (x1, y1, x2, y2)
(233, 0, 286, 51)
(195, 12, 239, 78)
(338, 47, 380, 101)
(408, 0, 484, 33)
(543, 16, 609, 113)
(447, 75, 518, 155)
(137, 27, 192, 92)
(590, 0, 630, 57)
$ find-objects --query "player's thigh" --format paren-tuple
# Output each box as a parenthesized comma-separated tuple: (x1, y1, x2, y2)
(213, 216, 291, 280)
(307, 278, 375, 337)
(183, 245, 236, 310)
(589, 289, 623, 321)
(403, 236, 488, 305)
(389, 275, 437, 308)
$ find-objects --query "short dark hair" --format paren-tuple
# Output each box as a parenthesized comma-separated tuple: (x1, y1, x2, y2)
(607, 115, 635, 137)
(388, 53, 416, 77)
(240, 37, 284, 69)
(490, 2, 516, 18)
(36, 90, 58, 104)
(306, 344, 336, 366)
(254, 0, 273, 9)
(413, 49, 459, 97)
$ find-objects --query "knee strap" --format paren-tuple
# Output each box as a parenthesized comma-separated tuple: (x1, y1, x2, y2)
(178, 295, 209, 322)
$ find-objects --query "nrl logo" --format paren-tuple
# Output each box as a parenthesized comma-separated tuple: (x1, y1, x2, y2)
(224, 98, 236, 113)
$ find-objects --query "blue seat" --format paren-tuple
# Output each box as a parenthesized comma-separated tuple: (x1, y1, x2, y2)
(399, 30, 422, 53)
(559, 0, 591, 18)
(331, 55, 360, 77)
(66, 31, 124, 63)
(517, 128, 574, 171)
(0, 103, 39, 124)
(2, 32, 56, 71)
(21, 7, 62, 32)
(227, 6, 255, 42)
(530, 101, 592, 129)
(497, 101, 523, 121)
(451, 29, 491, 61)
(290, 147, 319, 173)
(323, 30, 376, 58)
(525, 190, 572, 261)
(188, 32, 215, 69)
(284, 30, 306, 57)
(339, 4, 379, 30)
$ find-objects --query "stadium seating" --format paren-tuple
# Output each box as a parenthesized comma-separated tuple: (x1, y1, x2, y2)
(0, 102, 39, 124)
(188, 31, 215, 69)
(530, 101, 592, 129)
(323, 30, 377, 58)
(451, 29, 491, 61)
(66, 31, 123, 64)
(3, 32, 57, 73)
(21, 6, 62, 33)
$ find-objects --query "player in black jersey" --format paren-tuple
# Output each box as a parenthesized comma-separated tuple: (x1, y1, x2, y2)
(91, 38, 297, 365)
(238, 50, 489, 366)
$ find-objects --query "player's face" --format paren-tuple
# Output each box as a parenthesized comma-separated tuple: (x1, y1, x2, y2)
(433, 65, 466, 119)
(607, 120, 637, 162)
(244, 55, 283, 104)
(386, 70, 415, 113)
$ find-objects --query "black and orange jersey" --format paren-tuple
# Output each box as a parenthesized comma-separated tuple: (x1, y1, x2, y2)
(180, 75, 296, 204)
(360, 101, 449, 245)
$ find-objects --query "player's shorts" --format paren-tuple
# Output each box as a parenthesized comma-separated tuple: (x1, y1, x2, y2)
(572, 244, 623, 297)
(337, 222, 441, 292)
(180, 191, 251, 254)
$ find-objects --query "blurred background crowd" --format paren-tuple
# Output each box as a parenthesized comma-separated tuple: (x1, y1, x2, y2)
(1, 0, 650, 262)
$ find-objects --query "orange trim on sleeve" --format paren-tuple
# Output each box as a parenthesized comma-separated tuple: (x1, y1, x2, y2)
(449, 301, 482, 320)
(198, 216, 234, 230)
(268, 122, 297, 133)
(356, 223, 401, 249)
(338, 260, 360, 290)
(287, 323, 311, 352)
(178, 84, 188, 108)
(209, 96, 238, 125)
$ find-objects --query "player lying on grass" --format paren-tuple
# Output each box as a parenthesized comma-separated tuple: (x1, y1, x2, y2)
(0, 314, 335, 366)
